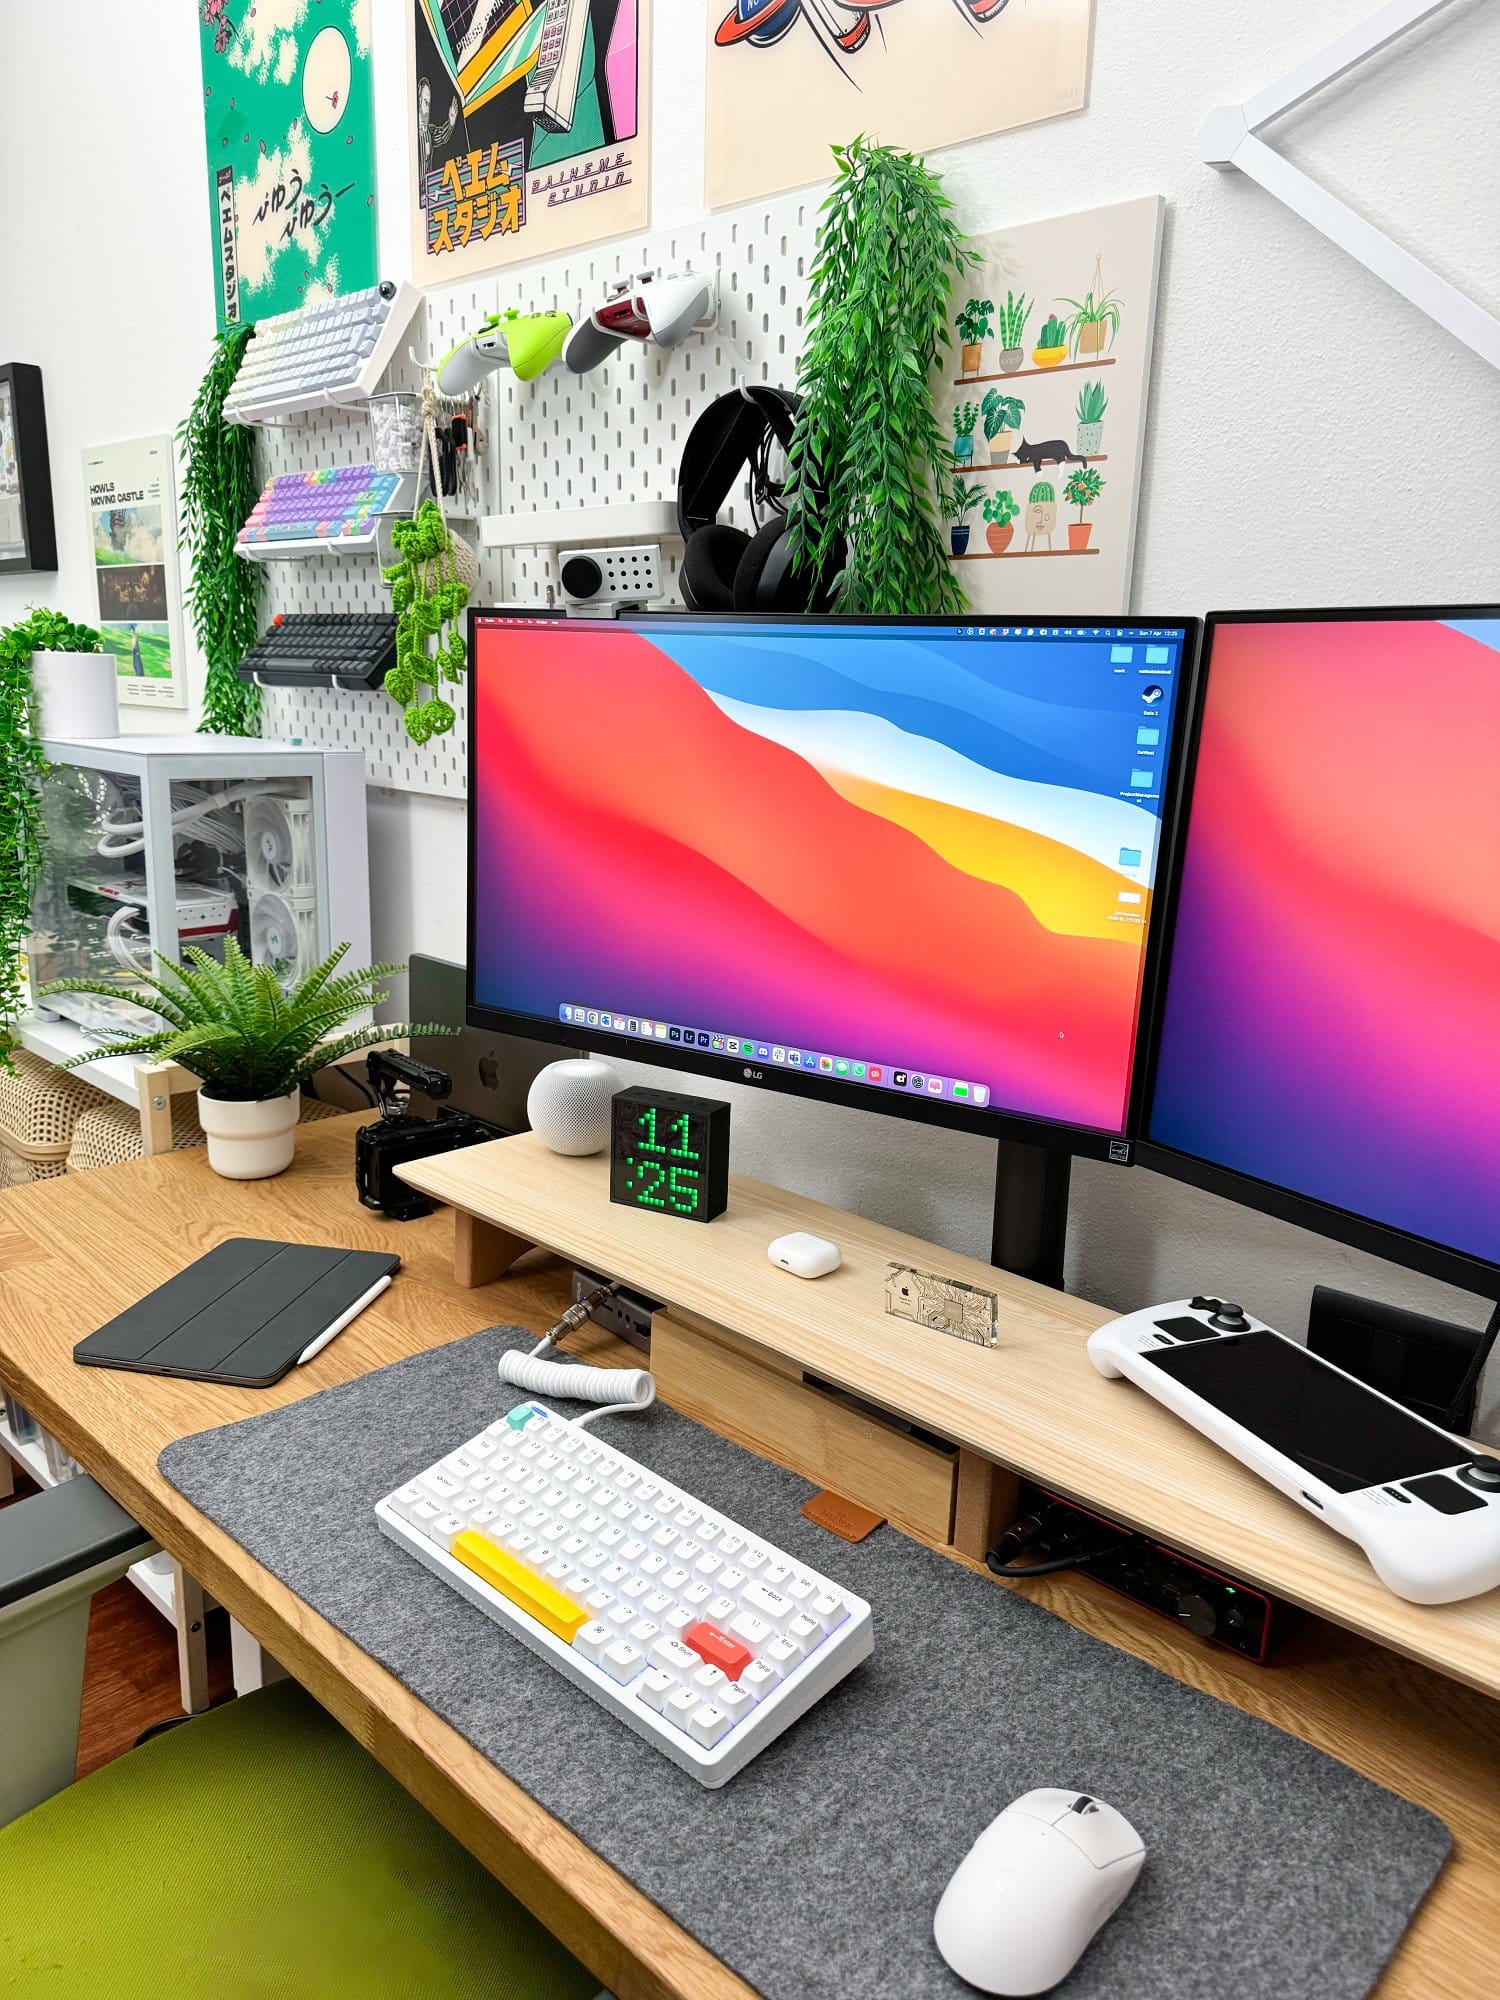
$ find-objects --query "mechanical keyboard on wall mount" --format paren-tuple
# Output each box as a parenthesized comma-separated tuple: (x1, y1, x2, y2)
(235, 612, 397, 692)
(223, 280, 423, 424)
(376, 1399, 874, 1786)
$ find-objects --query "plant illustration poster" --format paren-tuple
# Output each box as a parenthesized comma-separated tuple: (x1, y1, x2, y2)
(408, 0, 650, 280)
(82, 438, 188, 710)
(200, 0, 379, 331)
(705, 0, 1093, 209)
(940, 196, 1164, 616)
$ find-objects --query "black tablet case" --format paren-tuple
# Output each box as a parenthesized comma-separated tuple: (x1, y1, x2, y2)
(74, 1238, 400, 1388)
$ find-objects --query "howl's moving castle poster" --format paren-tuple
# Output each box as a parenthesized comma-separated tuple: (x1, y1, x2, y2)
(408, 0, 649, 280)
(199, 0, 379, 332)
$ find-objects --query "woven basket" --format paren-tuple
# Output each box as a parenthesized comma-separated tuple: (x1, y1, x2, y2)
(0, 1051, 109, 1151)
(67, 1093, 207, 1173)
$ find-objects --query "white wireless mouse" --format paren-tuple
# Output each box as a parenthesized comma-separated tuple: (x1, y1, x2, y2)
(933, 1789, 1145, 1995)
(767, 1231, 842, 1278)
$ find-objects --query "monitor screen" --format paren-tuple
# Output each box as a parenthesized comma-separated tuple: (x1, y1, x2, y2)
(469, 613, 1193, 1155)
(1144, 610, 1500, 1289)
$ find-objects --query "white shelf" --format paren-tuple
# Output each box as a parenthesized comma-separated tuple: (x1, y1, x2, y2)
(0, 1417, 177, 1622)
(17, 1016, 193, 1114)
(479, 500, 681, 549)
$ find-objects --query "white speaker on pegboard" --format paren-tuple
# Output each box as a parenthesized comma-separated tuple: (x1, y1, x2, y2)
(527, 1057, 622, 1156)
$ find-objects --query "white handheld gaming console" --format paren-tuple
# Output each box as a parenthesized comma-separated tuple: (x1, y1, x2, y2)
(1088, 1297, 1500, 1605)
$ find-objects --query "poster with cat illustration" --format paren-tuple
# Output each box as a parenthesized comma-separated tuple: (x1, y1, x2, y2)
(940, 196, 1164, 616)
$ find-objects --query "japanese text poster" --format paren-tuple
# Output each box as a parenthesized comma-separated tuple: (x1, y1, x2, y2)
(409, 0, 649, 279)
(82, 438, 188, 710)
(200, 0, 379, 330)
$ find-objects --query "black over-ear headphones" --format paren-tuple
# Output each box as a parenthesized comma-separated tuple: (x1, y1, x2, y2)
(675, 386, 838, 613)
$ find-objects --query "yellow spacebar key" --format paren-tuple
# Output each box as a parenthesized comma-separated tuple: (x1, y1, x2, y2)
(451, 1530, 589, 1643)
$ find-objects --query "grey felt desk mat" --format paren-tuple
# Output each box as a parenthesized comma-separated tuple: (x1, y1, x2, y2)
(159, 1325, 1450, 2000)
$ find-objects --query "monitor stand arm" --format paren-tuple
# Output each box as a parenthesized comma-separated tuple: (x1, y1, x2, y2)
(991, 1141, 1071, 1290)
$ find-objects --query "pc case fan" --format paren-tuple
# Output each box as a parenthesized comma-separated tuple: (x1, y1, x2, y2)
(245, 793, 316, 900)
(249, 892, 319, 987)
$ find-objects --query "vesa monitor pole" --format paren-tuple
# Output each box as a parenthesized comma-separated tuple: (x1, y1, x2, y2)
(992, 1140, 1071, 1290)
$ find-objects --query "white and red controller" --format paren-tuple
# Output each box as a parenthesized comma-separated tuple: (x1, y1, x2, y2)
(1088, 1297, 1500, 1606)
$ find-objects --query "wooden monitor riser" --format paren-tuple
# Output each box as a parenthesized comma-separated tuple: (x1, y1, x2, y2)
(398, 1131, 1500, 1703)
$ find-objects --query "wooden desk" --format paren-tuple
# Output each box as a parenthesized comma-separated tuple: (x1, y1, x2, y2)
(1, 1117, 1497, 2000)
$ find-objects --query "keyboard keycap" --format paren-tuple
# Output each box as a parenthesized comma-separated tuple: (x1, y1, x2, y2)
(600, 1641, 645, 1686)
(690, 1704, 733, 1748)
(451, 1530, 588, 1643)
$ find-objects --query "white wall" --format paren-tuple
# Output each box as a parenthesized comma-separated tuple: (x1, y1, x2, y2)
(2, 3, 1497, 1408)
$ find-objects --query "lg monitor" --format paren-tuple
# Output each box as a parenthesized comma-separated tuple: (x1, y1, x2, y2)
(468, 610, 1195, 1162)
(1141, 608, 1500, 1295)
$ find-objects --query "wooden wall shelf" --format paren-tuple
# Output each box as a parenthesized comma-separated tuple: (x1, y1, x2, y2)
(398, 1133, 1500, 1703)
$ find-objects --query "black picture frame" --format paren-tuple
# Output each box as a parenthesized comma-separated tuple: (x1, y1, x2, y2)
(0, 362, 57, 575)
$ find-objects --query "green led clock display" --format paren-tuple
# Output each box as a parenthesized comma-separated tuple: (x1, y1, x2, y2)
(609, 1086, 730, 1223)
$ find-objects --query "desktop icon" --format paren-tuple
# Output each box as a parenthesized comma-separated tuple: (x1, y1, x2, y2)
(927, 1076, 944, 1094)
(757, 1045, 770, 1060)
(868, 1066, 882, 1083)
(1135, 726, 1160, 747)
(818, 1055, 834, 1072)
(586, 1010, 599, 1026)
(852, 1062, 866, 1079)
(669, 1026, 682, 1041)
(772, 1047, 786, 1063)
(1142, 684, 1164, 704)
(628, 1018, 640, 1034)
(1129, 768, 1154, 790)
(697, 1032, 711, 1047)
(910, 1074, 925, 1090)
(952, 1081, 971, 1099)
(973, 1085, 990, 1106)
(1118, 846, 1142, 868)
(653, 1024, 668, 1039)
(893, 1070, 908, 1087)
(712, 1036, 725, 1051)
(835, 1059, 850, 1076)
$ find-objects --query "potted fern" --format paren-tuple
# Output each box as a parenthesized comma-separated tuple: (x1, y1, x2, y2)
(784, 136, 974, 617)
(997, 292, 1031, 374)
(950, 479, 985, 556)
(1032, 315, 1069, 370)
(1075, 380, 1108, 457)
(983, 487, 1020, 554)
(40, 941, 451, 1180)
(981, 390, 1024, 465)
(952, 402, 979, 467)
(955, 298, 994, 379)
(1063, 465, 1105, 550)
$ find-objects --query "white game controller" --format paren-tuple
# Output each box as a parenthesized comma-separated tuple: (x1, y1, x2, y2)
(1088, 1297, 1500, 1605)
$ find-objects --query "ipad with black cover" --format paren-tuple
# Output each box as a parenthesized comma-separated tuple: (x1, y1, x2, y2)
(74, 1239, 401, 1388)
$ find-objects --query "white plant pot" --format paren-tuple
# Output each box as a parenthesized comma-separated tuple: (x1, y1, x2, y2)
(196, 1089, 299, 1180)
(30, 650, 120, 740)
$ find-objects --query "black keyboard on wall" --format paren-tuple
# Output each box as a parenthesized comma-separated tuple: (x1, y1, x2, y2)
(236, 612, 396, 692)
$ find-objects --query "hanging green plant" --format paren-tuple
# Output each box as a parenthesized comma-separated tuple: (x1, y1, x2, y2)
(784, 134, 976, 616)
(381, 498, 470, 743)
(0, 610, 102, 1065)
(179, 324, 263, 737)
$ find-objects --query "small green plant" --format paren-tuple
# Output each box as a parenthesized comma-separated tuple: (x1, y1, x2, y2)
(1028, 480, 1056, 505)
(998, 292, 1031, 348)
(1036, 315, 1068, 350)
(982, 489, 1020, 527)
(1075, 380, 1108, 425)
(1059, 282, 1124, 357)
(951, 479, 986, 525)
(981, 390, 1024, 439)
(956, 298, 995, 346)
(382, 500, 469, 743)
(784, 135, 976, 616)
(953, 402, 979, 442)
(179, 325, 263, 736)
(0, 610, 105, 1066)
(1063, 465, 1105, 518)
(40, 939, 454, 1101)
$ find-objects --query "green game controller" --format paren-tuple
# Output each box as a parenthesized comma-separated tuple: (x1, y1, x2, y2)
(435, 307, 572, 397)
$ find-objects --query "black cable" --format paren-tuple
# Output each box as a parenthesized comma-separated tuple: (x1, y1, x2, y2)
(985, 1502, 1129, 1580)
(1442, 1295, 1500, 1435)
(986, 1541, 1125, 1578)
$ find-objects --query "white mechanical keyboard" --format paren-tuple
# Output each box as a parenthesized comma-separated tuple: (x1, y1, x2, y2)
(224, 280, 422, 424)
(376, 1399, 873, 1786)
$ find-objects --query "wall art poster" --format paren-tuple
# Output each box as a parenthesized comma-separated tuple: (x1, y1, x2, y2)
(200, 0, 379, 331)
(706, 0, 1093, 209)
(409, 0, 650, 280)
(82, 437, 189, 710)
(940, 195, 1164, 616)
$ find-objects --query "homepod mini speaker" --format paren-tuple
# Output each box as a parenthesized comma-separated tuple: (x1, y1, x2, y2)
(527, 1057, 622, 1156)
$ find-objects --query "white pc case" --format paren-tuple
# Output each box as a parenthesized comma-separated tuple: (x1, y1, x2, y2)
(27, 735, 370, 1039)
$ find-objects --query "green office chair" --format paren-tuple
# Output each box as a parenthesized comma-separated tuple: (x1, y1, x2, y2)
(0, 1478, 610, 1999)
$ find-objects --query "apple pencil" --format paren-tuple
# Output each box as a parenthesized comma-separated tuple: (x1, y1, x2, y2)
(296, 1274, 393, 1367)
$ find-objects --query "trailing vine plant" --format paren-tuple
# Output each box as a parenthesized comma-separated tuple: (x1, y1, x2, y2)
(381, 498, 469, 743)
(0, 610, 102, 1066)
(179, 324, 263, 736)
(784, 135, 976, 616)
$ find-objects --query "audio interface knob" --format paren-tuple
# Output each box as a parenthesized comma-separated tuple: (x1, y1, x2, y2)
(1175, 1593, 1218, 1638)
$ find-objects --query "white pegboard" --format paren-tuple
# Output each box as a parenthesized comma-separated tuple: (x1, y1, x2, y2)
(253, 191, 817, 796)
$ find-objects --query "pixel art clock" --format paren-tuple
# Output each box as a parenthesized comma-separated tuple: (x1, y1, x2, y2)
(610, 1087, 730, 1223)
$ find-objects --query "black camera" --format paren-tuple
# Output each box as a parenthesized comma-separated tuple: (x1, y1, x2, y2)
(355, 1049, 509, 1220)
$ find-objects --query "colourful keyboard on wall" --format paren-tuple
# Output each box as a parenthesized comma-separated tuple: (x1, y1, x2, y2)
(238, 466, 404, 546)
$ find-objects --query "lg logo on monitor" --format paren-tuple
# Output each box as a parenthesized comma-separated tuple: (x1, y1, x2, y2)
(743, 1066, 764, 1081)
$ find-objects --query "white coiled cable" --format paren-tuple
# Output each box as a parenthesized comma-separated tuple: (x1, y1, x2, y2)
(498, 1284, 655, 1430)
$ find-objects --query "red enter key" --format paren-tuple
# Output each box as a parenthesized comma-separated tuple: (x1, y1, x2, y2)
(683, 1621, 753, 1681)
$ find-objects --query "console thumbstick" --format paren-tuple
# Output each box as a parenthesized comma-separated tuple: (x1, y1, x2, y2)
(1458, 1459, 1500, 1491)
(1209, 1302, 1251, 1332)
(1176, 1593, 1218, 1638)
